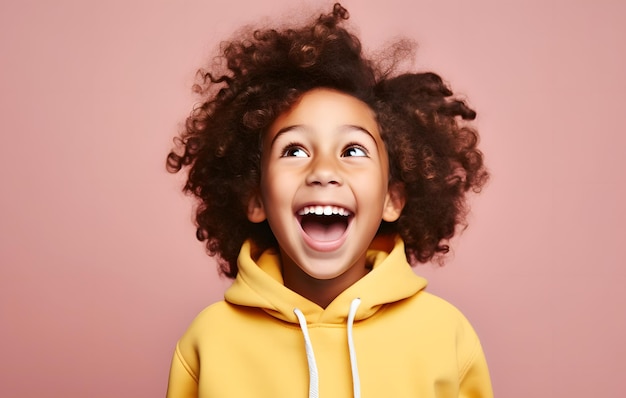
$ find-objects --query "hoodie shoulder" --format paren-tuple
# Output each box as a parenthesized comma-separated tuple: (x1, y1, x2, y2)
(404, 291, 492, 394)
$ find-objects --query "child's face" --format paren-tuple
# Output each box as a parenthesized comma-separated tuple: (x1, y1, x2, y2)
(248, 88, 404, 282)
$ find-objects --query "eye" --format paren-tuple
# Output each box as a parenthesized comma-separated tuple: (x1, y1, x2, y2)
(342, 144, 368, 157)
(281, 144, 309, 158)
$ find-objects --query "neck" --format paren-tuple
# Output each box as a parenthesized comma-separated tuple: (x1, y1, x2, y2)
(280, 253, 369, 309)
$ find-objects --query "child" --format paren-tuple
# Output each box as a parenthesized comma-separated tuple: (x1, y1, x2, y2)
(166, 3, 492, 397)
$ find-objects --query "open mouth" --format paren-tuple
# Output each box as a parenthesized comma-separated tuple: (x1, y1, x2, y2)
(297, 205, 353, 243)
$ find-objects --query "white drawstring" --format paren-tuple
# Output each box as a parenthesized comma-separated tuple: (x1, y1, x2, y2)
(294, 298, 362, 398)
(347, 298, 362, 398)
(294, 308, 319, 398)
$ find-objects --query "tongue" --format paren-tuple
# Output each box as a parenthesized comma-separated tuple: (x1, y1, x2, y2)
(301, 218, 346, 242)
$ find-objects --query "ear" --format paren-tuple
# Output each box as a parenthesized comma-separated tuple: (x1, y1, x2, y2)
(247, 192, 267, 223)
(382, 182, 406, 222)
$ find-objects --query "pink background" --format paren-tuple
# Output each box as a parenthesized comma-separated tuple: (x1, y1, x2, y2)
(1, 0, 624, 396)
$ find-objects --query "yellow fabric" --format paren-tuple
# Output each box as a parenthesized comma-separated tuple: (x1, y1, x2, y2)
(166, 237, 493, 397)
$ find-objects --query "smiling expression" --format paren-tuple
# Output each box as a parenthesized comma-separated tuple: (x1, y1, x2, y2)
(248, 88, 404, 287)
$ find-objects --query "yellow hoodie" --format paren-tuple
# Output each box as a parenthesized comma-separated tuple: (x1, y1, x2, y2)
(167, 237, 493, 397)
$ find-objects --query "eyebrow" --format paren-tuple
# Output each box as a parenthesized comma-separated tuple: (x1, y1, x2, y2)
(269, 124, 377, 148)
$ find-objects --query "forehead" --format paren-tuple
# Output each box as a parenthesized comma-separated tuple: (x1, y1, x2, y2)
(266, 88, 379, 138)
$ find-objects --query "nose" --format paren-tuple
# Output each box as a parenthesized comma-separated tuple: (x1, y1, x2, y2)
(305, 154, 343, 186)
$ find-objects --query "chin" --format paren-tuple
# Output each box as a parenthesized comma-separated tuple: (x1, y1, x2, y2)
(300, 262, 354, 281)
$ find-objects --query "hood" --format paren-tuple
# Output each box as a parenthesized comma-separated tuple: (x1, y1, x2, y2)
(224, 235, 427, 324)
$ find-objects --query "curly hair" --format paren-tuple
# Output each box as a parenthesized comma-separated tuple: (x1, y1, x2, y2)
(167, 3, 488, 278)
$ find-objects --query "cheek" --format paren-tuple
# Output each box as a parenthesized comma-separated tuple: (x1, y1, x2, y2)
(260, 171, 293, 209)
(354, 171, 388, 203)
(259, 160, 277, 196)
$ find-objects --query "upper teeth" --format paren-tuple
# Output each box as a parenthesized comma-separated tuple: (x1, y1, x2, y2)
(298, 205, 350, 216)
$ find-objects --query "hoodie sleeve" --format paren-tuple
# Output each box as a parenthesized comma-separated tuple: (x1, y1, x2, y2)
(457, 322, 494, 398)
(165, 342, 199, 398)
